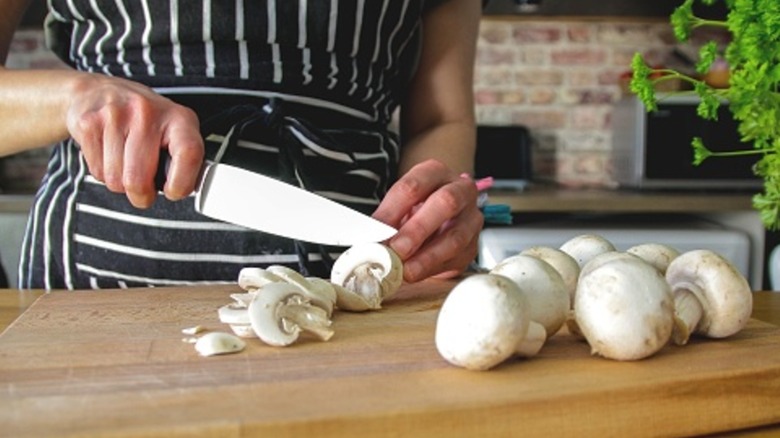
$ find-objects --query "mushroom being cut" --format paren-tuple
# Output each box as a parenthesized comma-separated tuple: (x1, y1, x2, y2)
(665, 249, 753, 345)
(330, 242, 403, 310)
(490, 254, 570, 337)
(435, 274, 546, 371)
(575, 252, 675, 361)
(560, 234, 616, 268)
(248, 282, 335, 347)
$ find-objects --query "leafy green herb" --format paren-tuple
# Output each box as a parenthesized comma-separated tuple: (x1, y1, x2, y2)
(631, 0, 780, 230)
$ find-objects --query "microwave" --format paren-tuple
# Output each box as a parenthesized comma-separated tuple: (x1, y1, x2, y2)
(612, 95, 761, 190)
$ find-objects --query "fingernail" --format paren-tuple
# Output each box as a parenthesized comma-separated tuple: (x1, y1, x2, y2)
(391, 236, 413, 259)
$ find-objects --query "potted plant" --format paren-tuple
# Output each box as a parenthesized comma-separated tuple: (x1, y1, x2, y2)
(630, 0, 780, 229)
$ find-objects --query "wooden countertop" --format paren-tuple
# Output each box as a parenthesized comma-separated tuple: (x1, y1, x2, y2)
(488, 186, 755, 213)
(0, 284, 779, 437)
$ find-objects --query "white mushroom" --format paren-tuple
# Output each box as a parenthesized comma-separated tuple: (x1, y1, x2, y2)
(575, 252, 675, 361)
(490, 254, 570, 337)
(248, 282, 334, 347)
(194, 332, 246, 356)
(435, 274, 546, 371)
(560, 234, 616, 268)
(266, 265, 337, 316)
(217, 303, 255, 338)
(238, 267, 284, 290)
(519, 246, 580, 307)
(330, 243, 403, 310)
(626, 243, 680, 275)
(665, 249, 753, 346)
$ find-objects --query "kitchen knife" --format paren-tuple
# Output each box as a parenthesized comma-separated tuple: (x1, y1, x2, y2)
(155, 155, 397, 246)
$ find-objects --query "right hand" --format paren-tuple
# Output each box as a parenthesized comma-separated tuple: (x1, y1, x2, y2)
(66, 74, 204, 208)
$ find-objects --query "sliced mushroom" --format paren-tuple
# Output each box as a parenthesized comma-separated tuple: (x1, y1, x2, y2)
(665, 249, 753, 345)
(238, 266, 284, 291)
(217, 303, 255, 338)
(194, 332, 246, 356)
(330, 243, 403, 310)
(266, 265, 337, 316)
(248, 282, 334, 347)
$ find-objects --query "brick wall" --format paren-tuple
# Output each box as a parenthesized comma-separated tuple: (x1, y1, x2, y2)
(7, 20, 681, 188)
(475, 18, 676, 188)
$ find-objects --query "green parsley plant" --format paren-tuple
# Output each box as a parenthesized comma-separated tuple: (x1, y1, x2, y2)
(631, 0, 780, 229)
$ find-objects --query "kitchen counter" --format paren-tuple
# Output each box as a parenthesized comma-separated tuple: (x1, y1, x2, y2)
(487, 185, 755, 213)
(1, 283, 779, 437)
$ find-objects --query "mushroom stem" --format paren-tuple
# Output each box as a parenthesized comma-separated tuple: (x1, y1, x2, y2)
(671, 288, 705, 346)
(516, 321, 547, 357)
(279, 302, 335, 341)
(344, 263, 385, 307)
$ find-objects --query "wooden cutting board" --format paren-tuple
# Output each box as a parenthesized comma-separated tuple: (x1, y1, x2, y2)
(1, 280, 779, 437)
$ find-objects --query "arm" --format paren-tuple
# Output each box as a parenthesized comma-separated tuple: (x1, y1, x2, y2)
(0, 1, 203, 207)
(373, 0, 483, 283)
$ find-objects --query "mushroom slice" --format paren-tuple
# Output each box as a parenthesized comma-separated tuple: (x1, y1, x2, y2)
(266, 265, 336, 316)
(217, 303, 255, 338)
(575, 252, 674, 361)
(238, 267, 284, 291)
(330, 242, 403, 310)
(435, 273, 546, 371)
(665, 249, 753, 345)
(248, 282, 334, 347)
(195, 332, 246, 357)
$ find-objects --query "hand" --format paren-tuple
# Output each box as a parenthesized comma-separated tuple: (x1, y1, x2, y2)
(373, 159, 484, 283)
(65, 74, 204, 208)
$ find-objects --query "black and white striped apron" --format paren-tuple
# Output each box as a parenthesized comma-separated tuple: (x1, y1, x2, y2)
(20, 0, 439, 289)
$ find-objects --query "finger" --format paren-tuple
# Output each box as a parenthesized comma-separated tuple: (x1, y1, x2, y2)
(388, 176, 477, 261)
(122, 117, 163, 209)
(162, 109, 204, 201)
(372, 160, 453, 227)
(70, 111, 106, 182)
(403, 210, 483, 282)
(101, 106, 128, 194)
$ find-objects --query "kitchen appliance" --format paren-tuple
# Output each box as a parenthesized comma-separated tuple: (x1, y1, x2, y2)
(474, 125, 533, 190)
(612, 95, 761, 190)
(156, 155, 397, 246)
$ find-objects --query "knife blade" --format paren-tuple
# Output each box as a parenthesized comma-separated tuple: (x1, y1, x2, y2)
(156, 155, 397, 246)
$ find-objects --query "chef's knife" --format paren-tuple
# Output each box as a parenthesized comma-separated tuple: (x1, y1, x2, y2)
(155, 155, 397, 246)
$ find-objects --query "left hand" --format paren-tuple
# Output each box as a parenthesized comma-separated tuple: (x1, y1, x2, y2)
(372, 159, 483, 283)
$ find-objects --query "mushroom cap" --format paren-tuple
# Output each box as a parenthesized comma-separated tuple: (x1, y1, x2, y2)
(626, 243, 680, 275)
(266, 265, 336, 315)
(520, 246, 580, 307)
(665, 249, 753, 339)
(435, 274, 531, 371)
(560, 234, 616, 268)
(248, 282, 305, 347)
(490, 254, 569, 336)
(575, 253, 674, 361)
(331, 242, 403, 303)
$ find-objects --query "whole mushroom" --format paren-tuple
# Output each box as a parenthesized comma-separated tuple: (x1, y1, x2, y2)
(575, 252, 675, 361)
(665, 249, 753, 345)
(626, 243, 680, 275)
(490, 254, 570, 337)
(520, 246, 580, 307)
(435, 274, 546, 371)
(560, 234, 616, 268)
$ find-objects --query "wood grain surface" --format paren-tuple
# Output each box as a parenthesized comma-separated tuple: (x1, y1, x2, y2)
(1, 281, 779, 437)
